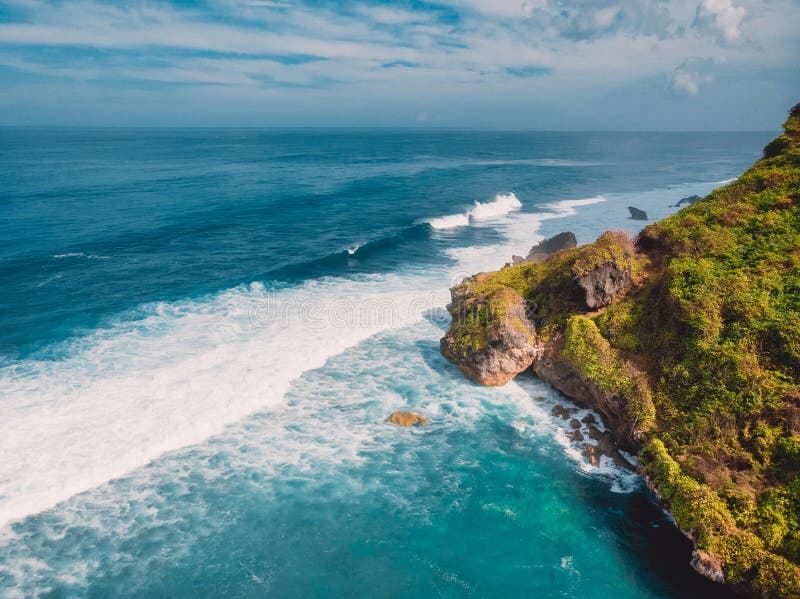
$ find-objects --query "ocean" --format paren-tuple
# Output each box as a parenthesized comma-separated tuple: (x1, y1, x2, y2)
(0, 128, 771, 597)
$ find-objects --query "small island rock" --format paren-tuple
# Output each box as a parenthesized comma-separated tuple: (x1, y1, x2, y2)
(385, 411, 429, 426)
(627, 206, 648, 220)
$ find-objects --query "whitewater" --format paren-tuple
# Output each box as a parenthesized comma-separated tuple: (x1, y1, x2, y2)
(0, 192, 609, 528)
(0, 180, 726, 530)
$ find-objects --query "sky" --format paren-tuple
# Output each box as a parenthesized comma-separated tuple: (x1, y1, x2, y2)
(0, 0, 798, 129)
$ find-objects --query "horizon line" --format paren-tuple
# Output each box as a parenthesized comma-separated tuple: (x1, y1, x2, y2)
(0, 125, 778, 134)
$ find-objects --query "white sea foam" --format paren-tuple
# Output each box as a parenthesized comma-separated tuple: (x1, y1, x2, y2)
(426, 213, 470, 229)
(469, 192, 522, 219)
(425, 192, 522, 229)
(0, 274, 450, 528)
(53, 252, 110, 260)
(512, 376, 642, 495)
(0, 191, 622, 528)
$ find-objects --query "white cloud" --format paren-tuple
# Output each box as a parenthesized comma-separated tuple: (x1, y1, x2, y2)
(670, 57, 716, 95)
(0, 0, 797, 126)
(694, 0, 747, 42)
(440, 0, 546, 18)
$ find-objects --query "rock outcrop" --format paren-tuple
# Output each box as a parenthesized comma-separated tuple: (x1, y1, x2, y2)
(531, 348, 645, 450)
(572, 230, 638, 309)
(511, 231, 577, 265)
(627, 206, 648, 220)
(672, 194, 701, 208)
(385, 411, 428, 426)
(575, 262, 632, 309)
(441, 286, 538, 385)
(690, 550, 725, 584)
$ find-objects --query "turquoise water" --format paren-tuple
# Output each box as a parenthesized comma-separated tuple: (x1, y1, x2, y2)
(0, 129, 769, 597)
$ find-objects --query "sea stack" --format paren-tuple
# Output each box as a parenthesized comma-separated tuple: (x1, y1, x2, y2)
(627, 206, 648, 220)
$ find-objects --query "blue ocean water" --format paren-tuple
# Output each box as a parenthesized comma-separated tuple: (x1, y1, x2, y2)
(0, 128, 771, 597)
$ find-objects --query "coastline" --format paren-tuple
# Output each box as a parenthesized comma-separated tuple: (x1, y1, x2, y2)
(440, 104, 800, 596)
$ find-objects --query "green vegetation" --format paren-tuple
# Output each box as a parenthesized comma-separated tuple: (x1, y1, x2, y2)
(572, 229, 645, 282)
(628, 105, 800, 594)
(640, 439, 800, 595)
(447, 286, 534, 357)
(562, 315, 656, 434)
(449, 227, 644, 347)
(444, 103, 800, 594)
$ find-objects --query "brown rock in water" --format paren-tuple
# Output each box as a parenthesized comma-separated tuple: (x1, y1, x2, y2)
(532, 353, 643, 451)
(566, 429, 584, 442)
(385, 411, 429, 427)
(551, 404, 574, 420)
(440, 286, 539, 386)
(584, 425, 634, 469)
(582, 444, 603, 466)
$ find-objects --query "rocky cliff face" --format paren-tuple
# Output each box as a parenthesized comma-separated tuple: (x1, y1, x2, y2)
(530, 346, 641, 451)
(511, 231, 577, 265)
(440, 285, 539, 385)
(441, 230, 647, 446)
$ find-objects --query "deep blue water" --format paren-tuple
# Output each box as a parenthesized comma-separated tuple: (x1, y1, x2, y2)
(0, 128, 770, 597)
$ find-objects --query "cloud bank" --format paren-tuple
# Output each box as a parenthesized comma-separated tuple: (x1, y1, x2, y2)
(0, 0, 797, 128)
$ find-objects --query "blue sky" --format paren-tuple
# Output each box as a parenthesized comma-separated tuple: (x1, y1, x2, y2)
(0, 0, 798, 128)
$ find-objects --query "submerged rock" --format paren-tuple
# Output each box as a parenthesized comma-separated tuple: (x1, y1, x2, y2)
(512, 231, 577, 265)
(385, 411, 428, 427)
(551, 404, 574, 420)
(627, 206, 648, 220)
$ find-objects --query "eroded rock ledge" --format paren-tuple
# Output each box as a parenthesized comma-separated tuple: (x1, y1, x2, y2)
(441, 230, 652, 450)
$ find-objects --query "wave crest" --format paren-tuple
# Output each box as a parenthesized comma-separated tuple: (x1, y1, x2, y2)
(425, 192, 522, 230)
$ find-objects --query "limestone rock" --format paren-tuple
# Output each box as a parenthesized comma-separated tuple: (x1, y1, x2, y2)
(441, 286, 539, 386)
(385, 411, 428, 427)
(575, 260, 633, 309)
(690, 550, 725, 584)
(573, 231, 637, 309)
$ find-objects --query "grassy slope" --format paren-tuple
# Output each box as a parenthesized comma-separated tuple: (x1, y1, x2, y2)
(447, 104, 800, 595)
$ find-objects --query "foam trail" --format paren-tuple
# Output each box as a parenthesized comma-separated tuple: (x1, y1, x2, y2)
(426, 213, 470, 230)
(0, 274, 449, 528)
(0, 192, 607, 527)
(444, 195, 607, 274)
(53, 252, 111, 259)
(425, 192, 522, 229)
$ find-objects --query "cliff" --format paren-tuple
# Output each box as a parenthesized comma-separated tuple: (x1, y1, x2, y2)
(441, 102, 800, 597)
